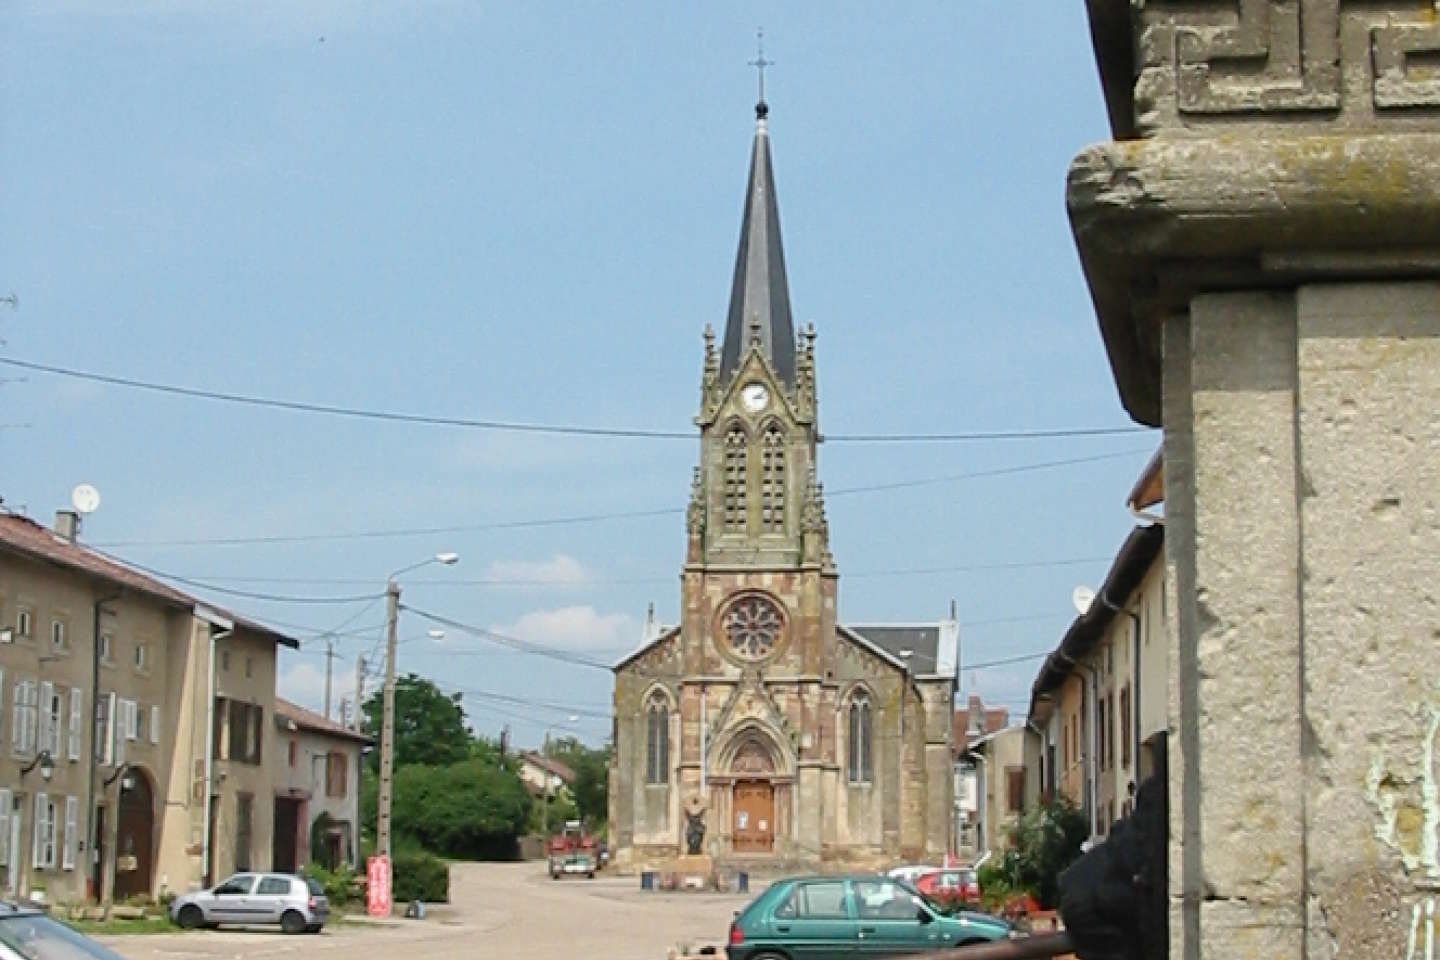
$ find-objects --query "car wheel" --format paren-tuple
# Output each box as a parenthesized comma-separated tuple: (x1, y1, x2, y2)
(176, 905, 204, 930)
(305, 924, 323, 934)
(281, 910, 308, 935)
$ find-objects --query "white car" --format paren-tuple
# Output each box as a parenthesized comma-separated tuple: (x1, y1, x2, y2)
(0, 901, 127, 960)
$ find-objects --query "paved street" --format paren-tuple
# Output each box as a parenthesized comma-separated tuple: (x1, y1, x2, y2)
(98, 862, 756, 960)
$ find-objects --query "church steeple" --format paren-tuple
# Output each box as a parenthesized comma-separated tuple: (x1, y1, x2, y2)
(719, 100, 796, 388)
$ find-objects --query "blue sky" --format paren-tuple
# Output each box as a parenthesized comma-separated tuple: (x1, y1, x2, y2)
(0, 2, 1156, 748)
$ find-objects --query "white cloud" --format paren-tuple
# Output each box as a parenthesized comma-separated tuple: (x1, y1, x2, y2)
(498, 605, 637, 652)
(483, 554, 591, 585)
(277, 659, 328, 711)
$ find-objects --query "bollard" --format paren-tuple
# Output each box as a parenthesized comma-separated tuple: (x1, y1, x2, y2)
(737, 871, 749, 893)
(641, 870, 655, 891)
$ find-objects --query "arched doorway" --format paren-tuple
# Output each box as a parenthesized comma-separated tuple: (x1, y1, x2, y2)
(113, 770, 154, 901)
(730, 738, 776, 853)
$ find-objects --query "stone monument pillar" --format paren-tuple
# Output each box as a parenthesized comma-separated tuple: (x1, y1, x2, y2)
(1070, 3, 1440, 956)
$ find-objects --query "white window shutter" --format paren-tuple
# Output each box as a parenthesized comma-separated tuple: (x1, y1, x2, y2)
(0, 788, 10, 867)
(124, 700, 138, 741)
(105, 692, 117, 767)
(32, 792, 46, 869)
(68, 688, 82, 761)
(62, 796, 77, 870)
(150, 704, 160, 745)
(0, 667, 5, 746)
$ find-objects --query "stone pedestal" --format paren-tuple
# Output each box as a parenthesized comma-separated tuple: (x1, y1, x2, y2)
(1071, 4, 1440, 956)
(671, 854, 714, 890)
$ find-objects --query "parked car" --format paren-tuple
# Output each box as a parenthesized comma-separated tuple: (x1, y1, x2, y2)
(884, 864, 938, 883)
(0, 901, 128, 960)
(170, 872, 329, 934)
(912, 867, 980, 904)
(727, 875, 1012, 959)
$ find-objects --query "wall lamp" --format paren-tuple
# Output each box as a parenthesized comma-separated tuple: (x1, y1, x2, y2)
(20, 750, 55, 782)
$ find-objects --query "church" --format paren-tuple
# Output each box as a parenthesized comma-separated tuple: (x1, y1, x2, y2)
(608, 98, 959, 871)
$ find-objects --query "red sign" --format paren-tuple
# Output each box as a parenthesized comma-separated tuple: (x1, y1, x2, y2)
(366, 854, 392, 917)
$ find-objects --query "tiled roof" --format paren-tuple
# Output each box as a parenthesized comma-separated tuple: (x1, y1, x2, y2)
(520, 751, 576, 783)
(0, 512, 297, 648)
(274, 697, 373, 744)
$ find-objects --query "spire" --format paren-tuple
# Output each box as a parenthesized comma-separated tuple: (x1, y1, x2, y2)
(720, 93, 796, 387)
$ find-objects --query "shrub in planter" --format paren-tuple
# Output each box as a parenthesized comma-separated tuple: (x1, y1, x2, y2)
(392, 851, 449, 903)
(302, 862, 357, 908)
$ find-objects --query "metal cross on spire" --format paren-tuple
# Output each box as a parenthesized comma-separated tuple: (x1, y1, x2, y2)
(748, 28, 772, 116)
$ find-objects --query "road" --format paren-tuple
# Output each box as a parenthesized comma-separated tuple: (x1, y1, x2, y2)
(98, 862, 756, 960)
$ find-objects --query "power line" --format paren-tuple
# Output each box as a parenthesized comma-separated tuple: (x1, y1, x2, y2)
(404, 606, 613, 671)
(90, 449, 1150, 549)
(965, 650, 1053, 670)
(0, 355, 1148, 445)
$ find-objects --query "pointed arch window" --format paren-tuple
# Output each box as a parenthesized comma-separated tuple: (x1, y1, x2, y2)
(723, 425, 749, 531)
(847, 692, 873, 784)
(760, 424, 786, 532)
(645, 692, 671, 785)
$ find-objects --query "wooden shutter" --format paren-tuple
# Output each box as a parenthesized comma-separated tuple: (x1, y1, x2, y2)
(62, 796, 77, 870)
(0, 788, 10, 867)
(67, 687, 83, 761)
(150, 704, 160, 745)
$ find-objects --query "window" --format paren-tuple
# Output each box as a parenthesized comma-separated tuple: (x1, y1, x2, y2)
(760, 424, 786, 532)
(1120, 685, 1132, 770)
(40, 682, 62, 757)
(99, 632, 113, 663)
(134, 643, 148, 672)
(644, 693, 669, 785)
(723, 425, 748, 530)
(122, 699, 139, 742)
(853, 880, 917, 920)
(1097, 697, 1108, 771)
(257, 875, 291, 896)
(50, 620, 66, 651)
(94, 692, 115, 766)
(245, 657, 253, 679)
(16, 608, 32, 640)
(135, 703, 146, 743)
(847, 692, 873, 784)
(288, 739, 297, 768)
(219, 698, 264, 765)
(32, 793, 56, 870)
(326, 752, 348, 798)
(721, 594, 783, 661)
(221, 650, 231, 672)
(1006, 766, 1025, 814)
(794, 881, 849, 919)
(0, 788, 11, 867)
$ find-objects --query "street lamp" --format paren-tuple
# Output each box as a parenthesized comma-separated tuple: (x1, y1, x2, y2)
(20, 750, 54, 782)
(377, 552, 460, 861)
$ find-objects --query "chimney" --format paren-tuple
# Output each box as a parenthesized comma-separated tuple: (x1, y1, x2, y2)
(55, 510, 80, 543)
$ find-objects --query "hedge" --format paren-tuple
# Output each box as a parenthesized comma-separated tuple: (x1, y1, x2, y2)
(393, 850, 450, 903)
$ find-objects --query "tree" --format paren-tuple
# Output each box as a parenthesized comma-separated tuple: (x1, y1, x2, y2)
(362, 673, 470, 770)
(391, 760, 532, 860)
(544, 737, 611, 828)
(978, 796, 1089, 909)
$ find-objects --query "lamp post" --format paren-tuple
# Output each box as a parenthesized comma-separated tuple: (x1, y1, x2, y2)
(376, 552, 458, 861)
(19, 750, 55, 782)
(541, 715, 580, 839)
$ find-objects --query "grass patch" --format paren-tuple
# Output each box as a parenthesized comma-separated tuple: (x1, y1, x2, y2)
(67, 916, 181, 936)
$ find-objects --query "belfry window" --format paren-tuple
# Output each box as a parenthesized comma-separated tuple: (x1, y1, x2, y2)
(723, 426, 748, 530)
(645, 693, 670, 785)
(760, 424, 786, 531)
(847, 692, 873, 784)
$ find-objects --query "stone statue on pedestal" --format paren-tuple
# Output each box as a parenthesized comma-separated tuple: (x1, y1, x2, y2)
(684, 796, 706, 856)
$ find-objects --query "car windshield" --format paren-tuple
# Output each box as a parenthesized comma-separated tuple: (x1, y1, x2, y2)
(0, 914, 129, 960)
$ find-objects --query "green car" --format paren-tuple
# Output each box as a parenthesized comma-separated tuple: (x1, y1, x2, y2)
(727, 874, 1013, 959)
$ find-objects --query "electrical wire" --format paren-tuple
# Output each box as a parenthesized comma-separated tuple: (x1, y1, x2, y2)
(403, 606, 613, 671)
(90, 449, 1150, 550)
(0, 355, 1147, 444)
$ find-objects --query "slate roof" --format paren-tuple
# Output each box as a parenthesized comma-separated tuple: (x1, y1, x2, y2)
(844, 622, 960, 679)
(0, 512, 297, 648)
(720, 102, 796, 388)
(274, 697, 372, 745)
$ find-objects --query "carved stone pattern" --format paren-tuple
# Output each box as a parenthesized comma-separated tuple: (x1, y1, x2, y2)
(732, 739, 776, 774)
(723, 595, 782, 661)
(1137, 1, 1440, 127)
(686, 467, 705, 535)
(724, 427, 748, 530)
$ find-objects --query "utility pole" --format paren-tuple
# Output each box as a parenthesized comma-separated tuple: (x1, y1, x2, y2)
(323, 637, 336, 721)
(376, 579, 400, 859)
(352, 655, 366, 732)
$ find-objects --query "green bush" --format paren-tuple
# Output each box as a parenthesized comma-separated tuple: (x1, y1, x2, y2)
(392, 850, 449, 903)
(302, 862, 357, 907)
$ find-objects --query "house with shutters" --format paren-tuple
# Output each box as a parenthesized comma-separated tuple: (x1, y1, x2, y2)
(0, 509, 295, 904)
(272, 698, 370, 873)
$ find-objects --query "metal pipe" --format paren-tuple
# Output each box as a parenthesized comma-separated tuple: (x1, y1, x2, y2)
(201, 622, 233, 886)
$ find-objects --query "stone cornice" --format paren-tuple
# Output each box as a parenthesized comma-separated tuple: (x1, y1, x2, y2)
(1068, 132, 1440, 424)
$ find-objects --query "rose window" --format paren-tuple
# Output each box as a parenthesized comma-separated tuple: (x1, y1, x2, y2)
(723, 595, 783, 661)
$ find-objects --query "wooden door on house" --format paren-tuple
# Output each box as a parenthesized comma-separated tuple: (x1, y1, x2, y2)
(732, 781, 774, 852)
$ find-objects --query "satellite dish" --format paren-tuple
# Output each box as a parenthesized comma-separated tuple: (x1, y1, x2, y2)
(1072, 585, 1096, 615)
(71, 484, 101, 515)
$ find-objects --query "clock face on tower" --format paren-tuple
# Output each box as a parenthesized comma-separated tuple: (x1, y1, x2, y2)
(741, 382, 770, 412)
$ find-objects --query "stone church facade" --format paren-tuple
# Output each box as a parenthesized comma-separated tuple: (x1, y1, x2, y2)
(609, 101, 958, 872)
